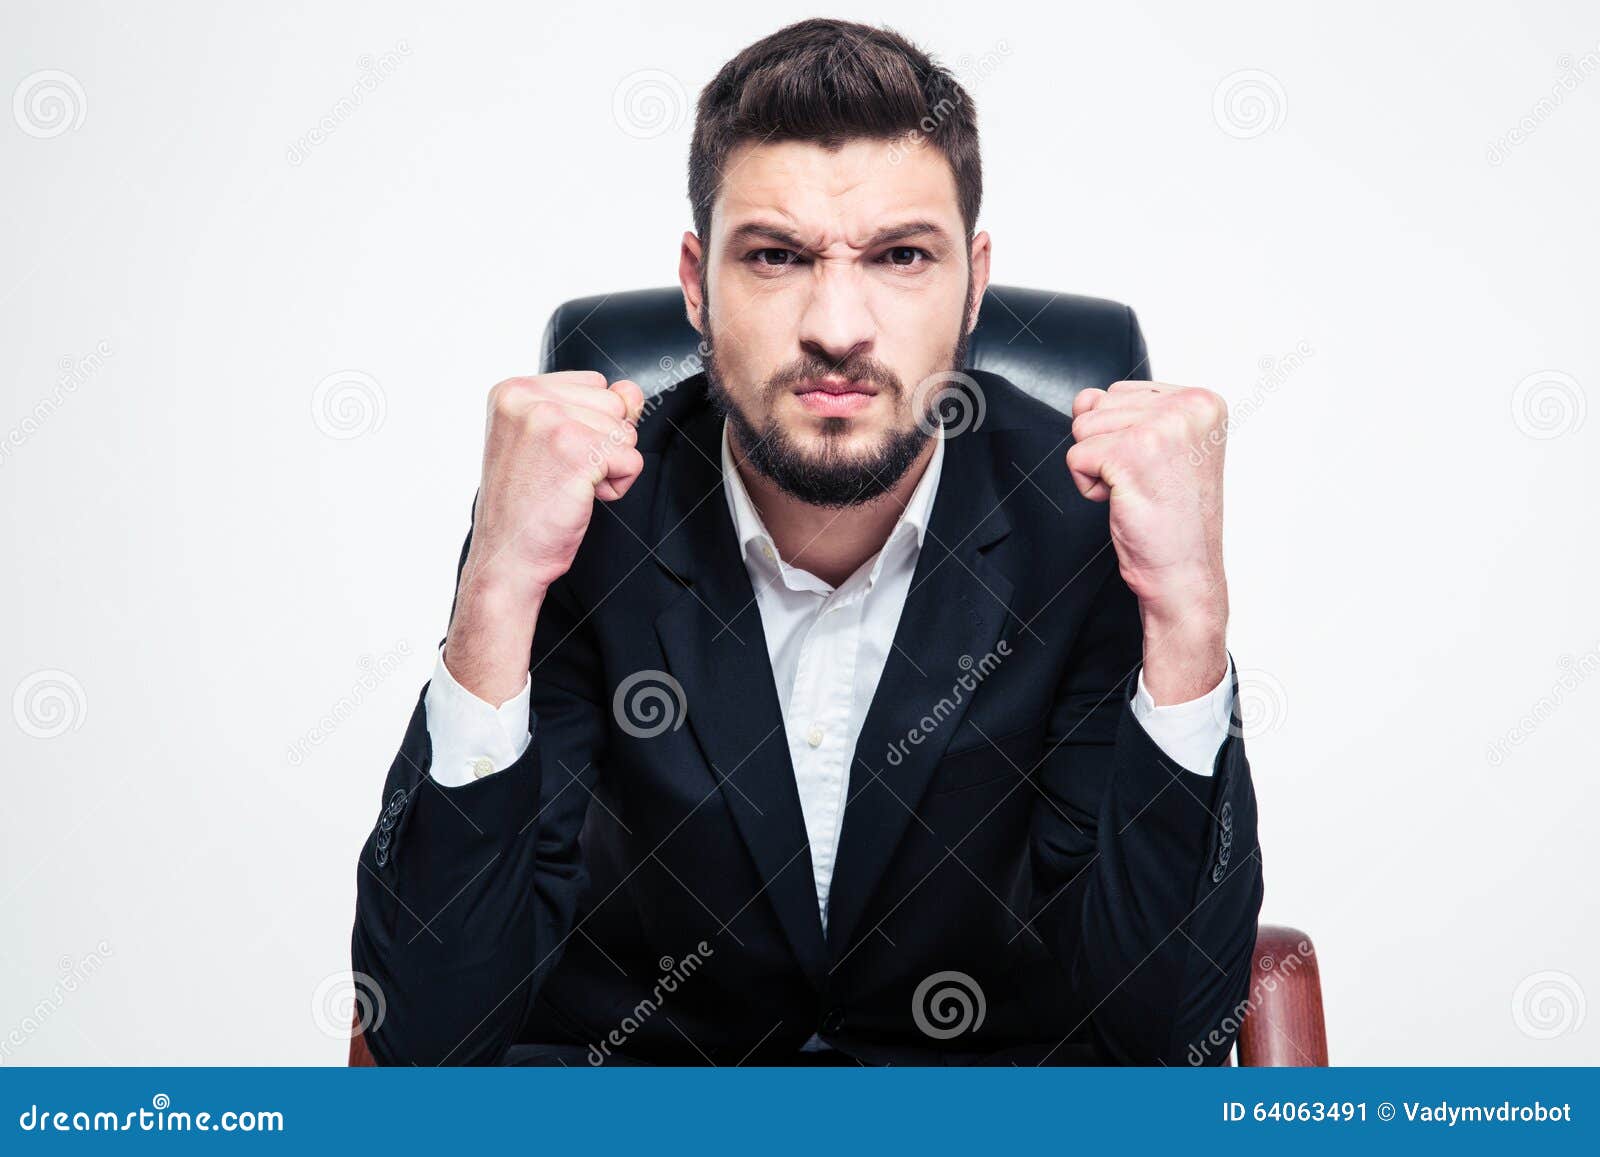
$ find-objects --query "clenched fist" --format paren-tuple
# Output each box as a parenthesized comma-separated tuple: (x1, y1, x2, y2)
(1067, 380, 1229, 705)
(445, 371, 645, 704)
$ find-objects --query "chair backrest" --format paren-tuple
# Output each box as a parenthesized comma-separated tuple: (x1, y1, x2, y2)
(538, 285, 1151, 414)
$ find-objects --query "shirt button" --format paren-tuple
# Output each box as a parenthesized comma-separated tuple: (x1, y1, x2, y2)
(806, 725, 824, 748)
(471, 757, 495, 779)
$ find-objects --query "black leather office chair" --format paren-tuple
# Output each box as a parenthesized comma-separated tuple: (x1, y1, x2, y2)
(348, 287, 1331, 1068)
(538, 285, 1152, 411)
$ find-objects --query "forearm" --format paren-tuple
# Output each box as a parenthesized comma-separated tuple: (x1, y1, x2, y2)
(352, 690, 548, 1066)
(1051, 698, 1262, 1064)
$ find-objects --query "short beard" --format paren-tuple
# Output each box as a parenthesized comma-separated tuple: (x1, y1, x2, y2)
(701, 282, 973, 510)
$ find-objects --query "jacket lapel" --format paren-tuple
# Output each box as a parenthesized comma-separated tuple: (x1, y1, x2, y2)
(649, 400, 829, 986)
(825, 422, 1017, 957)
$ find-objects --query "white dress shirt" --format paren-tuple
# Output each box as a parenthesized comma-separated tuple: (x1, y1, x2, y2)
(425, 422, 1236, 930)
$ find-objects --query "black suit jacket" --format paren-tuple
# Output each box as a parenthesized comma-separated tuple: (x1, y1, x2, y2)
(352, 370, 1263, 1066)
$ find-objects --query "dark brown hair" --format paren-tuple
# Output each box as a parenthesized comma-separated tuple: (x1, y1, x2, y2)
(688, 19, 982, 243)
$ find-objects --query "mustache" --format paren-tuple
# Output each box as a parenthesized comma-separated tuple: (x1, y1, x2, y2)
(765, 354, 904, 397)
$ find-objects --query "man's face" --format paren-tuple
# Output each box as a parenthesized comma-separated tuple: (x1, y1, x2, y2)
(680, 138, 990, 507)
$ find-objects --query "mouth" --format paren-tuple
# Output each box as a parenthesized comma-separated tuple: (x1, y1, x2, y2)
(791, 376, 879, 418)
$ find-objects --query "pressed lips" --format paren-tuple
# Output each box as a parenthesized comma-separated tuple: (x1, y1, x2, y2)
(792, 376, 878, 418)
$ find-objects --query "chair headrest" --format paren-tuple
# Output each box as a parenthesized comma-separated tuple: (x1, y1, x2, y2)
(539, 286, 1150, 415)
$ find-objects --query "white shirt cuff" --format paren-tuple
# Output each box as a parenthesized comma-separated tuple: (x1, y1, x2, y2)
(1129, 655, 1234, 777)
(423, 646, 533, 788)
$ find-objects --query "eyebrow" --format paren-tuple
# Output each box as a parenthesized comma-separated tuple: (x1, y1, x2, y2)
(725, 219, 953, 253)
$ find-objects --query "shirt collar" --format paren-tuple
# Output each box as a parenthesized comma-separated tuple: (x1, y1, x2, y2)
(720, 418, 945, 587)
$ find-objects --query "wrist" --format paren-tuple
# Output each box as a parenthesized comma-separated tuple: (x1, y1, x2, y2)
(444, 577, 544, 706)
(1138, 591, 1228, 706)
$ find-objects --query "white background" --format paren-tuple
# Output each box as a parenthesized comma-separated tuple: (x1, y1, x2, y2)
(3, 0, 1596, 1065)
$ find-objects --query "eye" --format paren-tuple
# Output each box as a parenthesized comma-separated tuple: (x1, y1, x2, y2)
(748, 247, 800, 268)
(880, 246, 930, 269)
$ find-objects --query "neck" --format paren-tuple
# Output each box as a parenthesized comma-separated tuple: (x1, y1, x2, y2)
(731, 432, 936, 588)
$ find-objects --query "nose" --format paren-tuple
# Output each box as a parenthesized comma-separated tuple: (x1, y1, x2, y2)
(796, 262, 875, 370)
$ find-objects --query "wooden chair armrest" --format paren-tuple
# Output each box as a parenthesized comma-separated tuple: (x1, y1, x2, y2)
(1236, 924, 1329, 1066)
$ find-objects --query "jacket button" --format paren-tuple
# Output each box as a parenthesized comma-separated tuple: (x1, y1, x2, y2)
(821, 1008, 845, 1034)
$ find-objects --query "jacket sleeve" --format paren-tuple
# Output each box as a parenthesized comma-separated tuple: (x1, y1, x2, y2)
(1028, 556, 1264, 1064)
(350, 518, 605, 1066)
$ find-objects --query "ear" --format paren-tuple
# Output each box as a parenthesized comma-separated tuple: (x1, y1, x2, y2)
(966, 230, 992, 334)
(679, 231, 706, 335)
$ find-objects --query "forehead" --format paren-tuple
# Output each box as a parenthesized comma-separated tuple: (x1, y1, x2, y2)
(712, 138, 961, 243)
